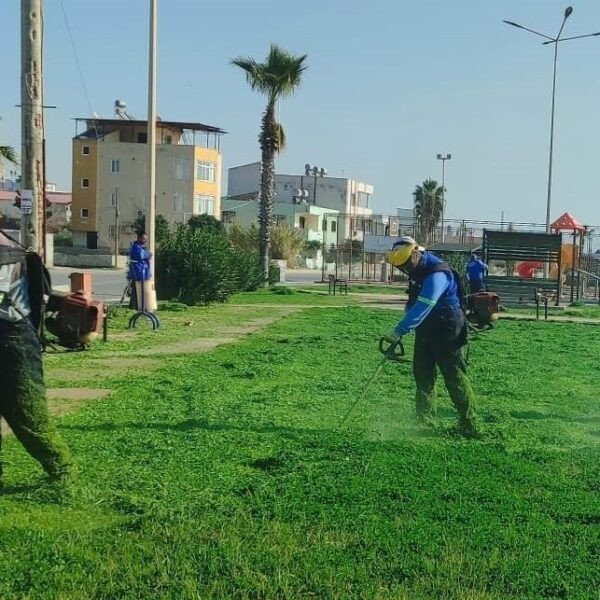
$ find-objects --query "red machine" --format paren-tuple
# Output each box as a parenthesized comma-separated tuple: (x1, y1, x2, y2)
(469, 292, 500, 328)
(45, 291, 104, 349)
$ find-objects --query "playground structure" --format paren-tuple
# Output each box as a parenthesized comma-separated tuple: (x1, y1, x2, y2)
(515, 213, 584, 284)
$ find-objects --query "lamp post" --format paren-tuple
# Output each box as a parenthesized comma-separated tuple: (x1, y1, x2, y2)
(304, 164, 328, 279)
(503, 7, 600, 235)
(305, 163, 327, 205)
(436, 153, 451, 242)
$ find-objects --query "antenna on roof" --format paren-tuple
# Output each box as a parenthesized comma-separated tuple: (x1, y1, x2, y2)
(114, 99, 133, 120)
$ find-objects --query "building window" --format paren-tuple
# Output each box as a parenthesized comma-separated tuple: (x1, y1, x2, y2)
(195, 160, 216, 182)
(80, 208, 89, 219)
(175, 159, 192, 180)
(81, 178, 89, 188)
(299, 217, 306, 229)
(164, 135, 173, 145)
(111, 159, 120, 173)
(173, 192, 185, 214)
(193, 194, 215, 215)
(331, 221, 337, 232)
(222, 211, 237, 224)
(137, 132, 147, 144)
(82, 146, 90, 156)
(356, 191, 370, 208)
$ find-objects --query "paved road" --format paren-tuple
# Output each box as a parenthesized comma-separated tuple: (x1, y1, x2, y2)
(49, 266, 324, 301)
(49, 266, 127, 302)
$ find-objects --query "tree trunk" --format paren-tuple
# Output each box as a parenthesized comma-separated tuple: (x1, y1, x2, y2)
(258, 102, 277, 285)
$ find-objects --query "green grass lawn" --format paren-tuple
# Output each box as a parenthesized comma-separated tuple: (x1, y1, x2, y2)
(228, 286, 359, 305)
(1, 305, 599, 598)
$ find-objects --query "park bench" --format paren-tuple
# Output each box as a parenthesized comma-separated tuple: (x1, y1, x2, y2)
(485, 276, 558, 307)
(328, 274, 348, 296)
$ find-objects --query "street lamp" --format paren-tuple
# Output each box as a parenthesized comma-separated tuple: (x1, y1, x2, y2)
(305, 163, 327, 205)
(436, 153, 451, 243)
(304, 164, 328, 281)
(503, 7, 600, 235)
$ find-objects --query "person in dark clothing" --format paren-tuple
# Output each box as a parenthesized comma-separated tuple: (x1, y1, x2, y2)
(384, 237, 477, 437)
(466, 253, 488, 295)
(127, 233, 152, 310)
(0, 231, 72, 487)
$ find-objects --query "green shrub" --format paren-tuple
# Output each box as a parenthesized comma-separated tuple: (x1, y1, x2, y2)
(156, 221, 266, 305)
(231, 248, 263, 292)
(156, 225, 237, 305)
(54, 226, 73, 247)
(269, 261, 281, 285)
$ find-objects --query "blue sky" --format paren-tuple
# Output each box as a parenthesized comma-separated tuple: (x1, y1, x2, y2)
(1, 0, 600, 225)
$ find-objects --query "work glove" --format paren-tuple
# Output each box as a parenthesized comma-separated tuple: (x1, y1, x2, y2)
(382, 328, 401, 345)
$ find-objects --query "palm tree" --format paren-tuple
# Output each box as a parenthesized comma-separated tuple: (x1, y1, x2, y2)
(0, 146, 17, 165)
(413, 178, 444, 245)
(231, 45, 307, 283)
(0, 116, 18, 166)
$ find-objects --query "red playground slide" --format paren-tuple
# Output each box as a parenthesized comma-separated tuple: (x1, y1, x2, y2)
(517, 261, 542, 278)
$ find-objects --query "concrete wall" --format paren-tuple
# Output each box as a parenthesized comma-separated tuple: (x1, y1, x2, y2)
(54, 249, 127, 268)
(227, 162, 260, 199)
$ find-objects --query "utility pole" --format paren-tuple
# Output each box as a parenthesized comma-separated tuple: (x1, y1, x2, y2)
(147, 0, 157, 282)
(113, 188, 120, 268)
(20, 0, 45, 256)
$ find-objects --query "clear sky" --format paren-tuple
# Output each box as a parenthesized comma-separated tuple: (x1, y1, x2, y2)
(1, 0, 600, 225)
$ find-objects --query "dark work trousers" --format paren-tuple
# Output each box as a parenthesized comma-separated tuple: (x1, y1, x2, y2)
(469, 279, 485, 294)
(412, 309, 475, 425)
(0, 318, 72, 482)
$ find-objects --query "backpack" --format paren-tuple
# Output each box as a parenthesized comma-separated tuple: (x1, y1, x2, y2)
(0, 231, 52, 334)
(408, 261, 467, 314)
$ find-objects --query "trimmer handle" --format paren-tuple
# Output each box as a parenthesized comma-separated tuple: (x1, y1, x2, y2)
(378, 337, 405, 362)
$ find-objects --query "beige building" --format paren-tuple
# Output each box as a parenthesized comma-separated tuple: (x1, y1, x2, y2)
(71, 117, 225, 250)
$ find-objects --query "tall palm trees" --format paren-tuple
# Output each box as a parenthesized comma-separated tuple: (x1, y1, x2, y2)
(414, 178, 444, 245)
(0, 146, 17, 165)
(232, 45, 307, 283)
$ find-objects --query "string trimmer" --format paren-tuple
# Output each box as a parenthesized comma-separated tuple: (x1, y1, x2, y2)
(337, 337, 406, 428)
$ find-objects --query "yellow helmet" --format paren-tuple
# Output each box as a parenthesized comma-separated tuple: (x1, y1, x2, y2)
(386, 236, 423, 268)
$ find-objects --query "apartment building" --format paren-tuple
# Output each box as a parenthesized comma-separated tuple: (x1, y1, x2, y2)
(71, 117, 225, 250)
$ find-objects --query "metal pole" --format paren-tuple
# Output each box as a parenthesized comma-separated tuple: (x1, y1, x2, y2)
(441, 159, 446, 243)
(114, 188, 119, 268)
(543, 41, 560, 279)
(321, 217, 326, 283)
(20, 0, 44, 256)
(147, 0, 157, 291)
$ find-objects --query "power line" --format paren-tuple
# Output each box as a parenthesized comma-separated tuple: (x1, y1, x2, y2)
(59, 0, 98, 136)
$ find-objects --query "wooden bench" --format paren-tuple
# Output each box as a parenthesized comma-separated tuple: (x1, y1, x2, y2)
(486, 276, 558, 307)
(328, 274, 348, 296)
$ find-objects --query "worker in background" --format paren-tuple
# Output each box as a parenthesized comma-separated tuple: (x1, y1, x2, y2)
(383, 237, 478, 437)
(128, 232, 152, 310)
(0, 231, 72, 488)
(466, 253, 488, 295)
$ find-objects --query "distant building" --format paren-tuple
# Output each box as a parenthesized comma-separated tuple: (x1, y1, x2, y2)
(227, 162, 374, 241)
(71, 116, 225, 250)
(0, 183, 71, 232)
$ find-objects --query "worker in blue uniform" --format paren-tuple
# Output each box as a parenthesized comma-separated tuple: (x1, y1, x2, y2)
(128, 233, 152, 310)
(466, 253, 488, 294)
(384, 237, 477, 436)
